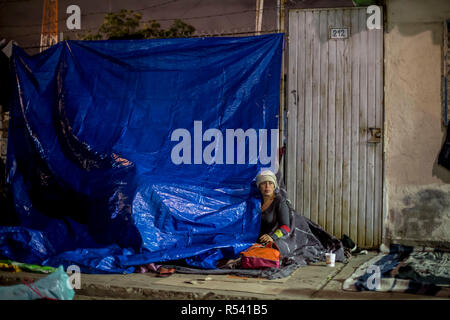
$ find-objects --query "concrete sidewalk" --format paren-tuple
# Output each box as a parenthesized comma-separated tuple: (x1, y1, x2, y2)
(0, 252, 449, 300)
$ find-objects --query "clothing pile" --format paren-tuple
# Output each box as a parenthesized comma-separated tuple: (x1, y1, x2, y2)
(343, 244, 450, 297)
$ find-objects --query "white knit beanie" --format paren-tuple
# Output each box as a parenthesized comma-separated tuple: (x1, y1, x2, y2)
(256, 170, 278, 189)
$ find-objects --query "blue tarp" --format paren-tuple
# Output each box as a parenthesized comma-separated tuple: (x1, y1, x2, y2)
(0, 34, 283, 273)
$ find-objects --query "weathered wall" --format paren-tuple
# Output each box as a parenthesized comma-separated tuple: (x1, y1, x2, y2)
(384, 0, 450, 248)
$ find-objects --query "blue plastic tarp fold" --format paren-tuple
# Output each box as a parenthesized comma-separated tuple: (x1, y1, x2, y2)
(0, 34, 283, 273)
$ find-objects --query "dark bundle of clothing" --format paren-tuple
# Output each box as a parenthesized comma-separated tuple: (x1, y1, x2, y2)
(271, 167, 345, 265)
(438, 124, 450, 170)
(271, 188, 345, 266)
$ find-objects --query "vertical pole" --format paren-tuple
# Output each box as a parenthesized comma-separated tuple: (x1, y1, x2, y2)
(277, 0, 280, 31)
(445, 20, 449, 126)
(40, 0, 48, 52)
(255, 0, 264, 35)
(279, 0, 286, 175)
(40, 0, 58, 52)
(55, 0, 58, 43)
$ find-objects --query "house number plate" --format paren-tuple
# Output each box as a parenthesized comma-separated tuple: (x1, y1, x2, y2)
(329, 27, 349, 39)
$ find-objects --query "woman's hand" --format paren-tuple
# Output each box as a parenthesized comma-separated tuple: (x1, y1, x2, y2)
(259, 234, 274, 243)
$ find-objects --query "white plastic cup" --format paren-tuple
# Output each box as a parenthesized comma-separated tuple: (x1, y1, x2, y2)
(325, 253, 336, 267)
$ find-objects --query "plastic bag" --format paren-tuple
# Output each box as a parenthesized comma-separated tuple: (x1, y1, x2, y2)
(0, 265, 75, 300)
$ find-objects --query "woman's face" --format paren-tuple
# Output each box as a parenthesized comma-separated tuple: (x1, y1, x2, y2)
(259, 181, 275, 197)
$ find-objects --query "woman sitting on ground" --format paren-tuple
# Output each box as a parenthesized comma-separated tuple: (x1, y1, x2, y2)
(217, 169, 344, 269)
(256, 170, 291, 245)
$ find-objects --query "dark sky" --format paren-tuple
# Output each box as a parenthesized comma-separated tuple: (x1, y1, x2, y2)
(0, 0, 280, 54)
(0, 0, 355, 54)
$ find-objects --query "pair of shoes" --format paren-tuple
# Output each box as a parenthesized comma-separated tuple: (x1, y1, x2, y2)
(341, 235, 369, 256)
(218, 258, 241, 269)
(341, 234, 364, 254)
